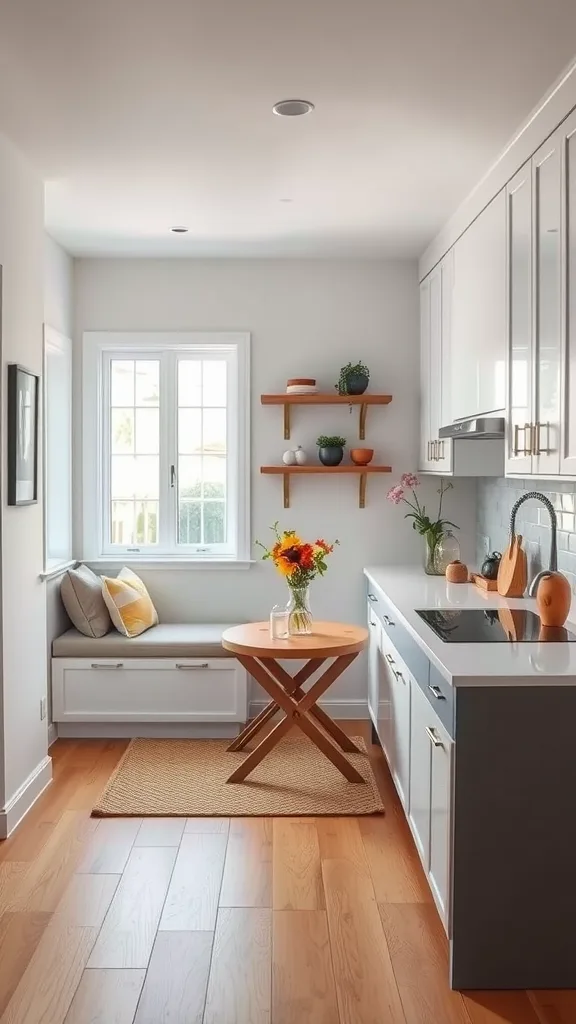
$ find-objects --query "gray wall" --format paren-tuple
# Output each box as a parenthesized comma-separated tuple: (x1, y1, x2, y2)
(477, 478, 576, 598)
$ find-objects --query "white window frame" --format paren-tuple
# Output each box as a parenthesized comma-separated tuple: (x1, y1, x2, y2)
(43, 325, 73, 574)
(82, 332, 250, 563)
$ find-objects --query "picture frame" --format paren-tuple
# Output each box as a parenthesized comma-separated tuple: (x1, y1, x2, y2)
(7, 363, 40, 506)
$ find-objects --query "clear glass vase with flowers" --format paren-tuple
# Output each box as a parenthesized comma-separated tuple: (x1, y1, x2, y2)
(387, 473, 458, 575)
(256, 523, 339, 634)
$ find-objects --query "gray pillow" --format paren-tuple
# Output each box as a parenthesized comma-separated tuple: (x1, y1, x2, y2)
(60, 564, 111, 638)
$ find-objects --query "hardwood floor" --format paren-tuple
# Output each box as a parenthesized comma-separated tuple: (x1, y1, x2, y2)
(0, 725, 573, 1023)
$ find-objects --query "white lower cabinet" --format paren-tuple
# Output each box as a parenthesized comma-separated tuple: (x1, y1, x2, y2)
(408, 678, 454, 928)
(378, 631, 411, 810)
(367, 604, 380, 729)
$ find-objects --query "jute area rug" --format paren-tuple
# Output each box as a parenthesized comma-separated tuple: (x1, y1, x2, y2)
(92, 735, 384, 817)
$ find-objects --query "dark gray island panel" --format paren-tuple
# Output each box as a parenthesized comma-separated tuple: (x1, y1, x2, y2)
(451, 685, 576, 989)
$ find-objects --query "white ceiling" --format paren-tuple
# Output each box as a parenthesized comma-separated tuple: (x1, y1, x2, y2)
(1, 0, 576, 257)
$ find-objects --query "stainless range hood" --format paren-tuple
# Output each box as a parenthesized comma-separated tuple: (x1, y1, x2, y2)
(439, 415, 505, 440)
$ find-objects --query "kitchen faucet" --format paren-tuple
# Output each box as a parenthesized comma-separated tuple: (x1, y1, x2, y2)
(508, 491, 557, 596)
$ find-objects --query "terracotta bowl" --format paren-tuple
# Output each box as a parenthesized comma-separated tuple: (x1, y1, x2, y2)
(350, 448, 374, 466)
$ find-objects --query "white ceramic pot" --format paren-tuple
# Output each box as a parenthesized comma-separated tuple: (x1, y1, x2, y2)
(294, 446, 307, 465)
(282, 449, 296, 466)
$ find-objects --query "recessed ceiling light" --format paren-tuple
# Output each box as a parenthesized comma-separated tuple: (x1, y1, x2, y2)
(170, 226, 188, 233)
(273, 99, 315, 117)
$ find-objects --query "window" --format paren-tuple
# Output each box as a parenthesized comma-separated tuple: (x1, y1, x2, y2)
(44, 325, 73, 570)
(83, 333, 250, 561)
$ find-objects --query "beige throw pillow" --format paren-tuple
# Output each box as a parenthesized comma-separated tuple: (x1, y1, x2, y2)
(101, 567, 159, 638)
(60, 564, 111, 638)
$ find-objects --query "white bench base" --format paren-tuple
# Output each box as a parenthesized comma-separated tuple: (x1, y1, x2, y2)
(52, 656, 248, 733)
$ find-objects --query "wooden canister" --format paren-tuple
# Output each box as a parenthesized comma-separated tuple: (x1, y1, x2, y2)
(445, 560, 468, 584)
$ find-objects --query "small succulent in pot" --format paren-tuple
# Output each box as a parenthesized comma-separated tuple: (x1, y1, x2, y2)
(317, 435, 347, 466)
(335, 361, 370, 396)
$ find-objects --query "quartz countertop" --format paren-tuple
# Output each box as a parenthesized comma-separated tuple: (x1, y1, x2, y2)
(364, 565, 576, 685)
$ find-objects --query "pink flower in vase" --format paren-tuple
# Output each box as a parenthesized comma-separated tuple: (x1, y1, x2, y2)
(400, 472, 420, 489)
(386, 484, 405, 505)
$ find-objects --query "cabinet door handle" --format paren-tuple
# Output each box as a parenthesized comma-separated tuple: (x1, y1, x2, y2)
(91, 663, 124, 670)
(425, 725, 444, 748)
(385, 653, 395, 666)
(382, 614, 395, 627)
(368, 593, 378, 603)
(176, 663, 210, 670)
(394, 668, 406, 685)
(428, 683, 446, 701)
(513, 423, 531, 456)
(532, 421, 550, 456)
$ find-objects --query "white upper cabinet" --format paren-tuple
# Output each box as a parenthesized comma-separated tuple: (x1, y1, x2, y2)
(506, 163, 534, 475)
(560, 110, 576, 475)
(419, 254, 453, 474)
(451, 190, 507, 421)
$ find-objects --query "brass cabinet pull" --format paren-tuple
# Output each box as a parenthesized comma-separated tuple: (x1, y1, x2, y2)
(532, 421, 550, 456)
(425, 725, 444, 749)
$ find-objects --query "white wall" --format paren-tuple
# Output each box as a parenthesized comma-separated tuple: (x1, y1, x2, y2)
(74, 258, 477, 707)
(0, 134, 48, 810)
(44, 235, 74, 731)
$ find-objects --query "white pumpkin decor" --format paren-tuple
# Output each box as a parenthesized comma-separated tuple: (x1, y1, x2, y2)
(282, 449, 296, 466)
(294, 446, 307, 465)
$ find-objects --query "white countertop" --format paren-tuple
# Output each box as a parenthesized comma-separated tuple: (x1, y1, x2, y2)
(364, 566, 576, 685)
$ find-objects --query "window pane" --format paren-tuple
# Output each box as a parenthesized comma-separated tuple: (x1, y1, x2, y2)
(111, 456, 136, 499)
(135, 408, 159, 454)
(179, 456, 202, 497)
(204, 501, 226, 543)
(203, 409, 226, 453)
(135, 500, 158, 544)
(111, 501, 135, 544)
(135, 456, 159, 498)
(111, 409, 134, 454)
(178, 500, 201, 544)
(203, 455, 226, 499)
(178, 409, 202, 454)
(178, 360, 201, 407)
(111, 361, 134, 406)
(135, 360, 159, 407)
(203, 360, 227, 406)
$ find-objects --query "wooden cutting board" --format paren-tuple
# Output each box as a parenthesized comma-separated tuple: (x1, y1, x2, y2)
(497, 534, 527, 597)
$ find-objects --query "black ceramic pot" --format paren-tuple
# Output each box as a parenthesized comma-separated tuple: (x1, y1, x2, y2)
(344, 372, 369, 395)
(318, 446, 344, 466)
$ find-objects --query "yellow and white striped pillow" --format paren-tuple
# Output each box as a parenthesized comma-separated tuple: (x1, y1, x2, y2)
(101, 567, 158, 638)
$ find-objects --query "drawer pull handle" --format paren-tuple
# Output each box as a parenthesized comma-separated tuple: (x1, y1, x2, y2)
(394, 669, 406, 685)
(383, 614, 396, 627)
(176, 662, 210, 670)
(425, 725, 444, 749)
(91, 663, 124, 670)
(428, 683, 446, 701)
(368, 593, 378, 603)
(385, 653, 395, 666)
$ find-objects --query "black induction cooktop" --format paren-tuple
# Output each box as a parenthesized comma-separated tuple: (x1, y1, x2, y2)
(416, 608, 576, 643)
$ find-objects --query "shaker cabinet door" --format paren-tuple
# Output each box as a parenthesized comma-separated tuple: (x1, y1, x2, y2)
(408, 679, 432, 865)
(560, 111, 576, 475)
(428, 718, 454, 924)
(380, 632, 411, 811)
(506, 163, 534, 475)
(367, 605, 380, 730)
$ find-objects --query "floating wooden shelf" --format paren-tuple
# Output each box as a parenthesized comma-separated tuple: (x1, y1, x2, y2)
(260, 464, 392, 508)
(260, 393, 393, 440)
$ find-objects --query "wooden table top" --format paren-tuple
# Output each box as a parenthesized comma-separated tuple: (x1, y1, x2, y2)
(221, 621, 368, 659)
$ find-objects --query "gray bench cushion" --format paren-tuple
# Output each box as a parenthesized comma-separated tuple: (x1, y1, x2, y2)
(52, 623, 237, 659)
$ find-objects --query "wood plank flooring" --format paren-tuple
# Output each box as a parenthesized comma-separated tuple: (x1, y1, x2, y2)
(0, 726, 572, 1023)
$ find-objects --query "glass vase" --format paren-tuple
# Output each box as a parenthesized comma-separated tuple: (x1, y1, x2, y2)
(424, 534, 444, 576)
(433, 529, 461, 574)
(286, 585, 313, 635)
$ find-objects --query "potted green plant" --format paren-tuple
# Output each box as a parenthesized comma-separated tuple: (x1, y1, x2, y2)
(335, 361, 370, 396)
(317, 435, 346, 466)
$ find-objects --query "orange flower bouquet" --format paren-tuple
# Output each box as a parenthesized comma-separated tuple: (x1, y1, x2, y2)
(256, 522, 339, 634)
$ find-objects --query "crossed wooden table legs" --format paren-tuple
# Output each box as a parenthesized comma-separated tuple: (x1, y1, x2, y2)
(226, 653, 365, 784)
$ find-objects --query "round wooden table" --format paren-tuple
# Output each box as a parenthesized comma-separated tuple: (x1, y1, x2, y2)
(221, 621, 368, 784)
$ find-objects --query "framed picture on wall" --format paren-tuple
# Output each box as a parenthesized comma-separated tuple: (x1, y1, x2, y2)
(7, 363, 40, 506)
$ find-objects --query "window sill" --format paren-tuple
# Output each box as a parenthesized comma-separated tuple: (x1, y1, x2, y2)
(84, 558, 256, 572)
(39, 559, 77, 581)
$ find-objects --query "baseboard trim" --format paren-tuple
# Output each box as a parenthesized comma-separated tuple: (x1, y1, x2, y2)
(248, 698, 369, 720)
(0, 756, 53, 839)
(47, 723, 58, 748)
(57, 722, 241, 740)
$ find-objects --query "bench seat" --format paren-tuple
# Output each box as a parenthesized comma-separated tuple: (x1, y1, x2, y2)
(52, 623, 237, 659)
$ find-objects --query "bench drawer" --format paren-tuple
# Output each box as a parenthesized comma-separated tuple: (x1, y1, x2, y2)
(52, 657, 248, 723)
